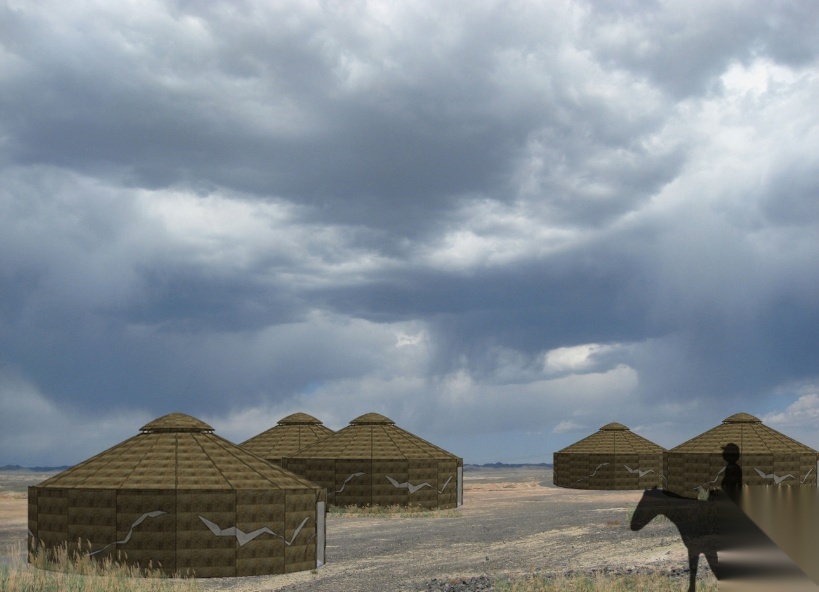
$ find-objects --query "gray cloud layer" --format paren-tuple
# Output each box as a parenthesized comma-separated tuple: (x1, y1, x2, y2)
(2, 0, 819, 465)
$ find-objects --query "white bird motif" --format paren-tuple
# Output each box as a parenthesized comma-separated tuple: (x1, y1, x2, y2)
(576, 463, 609, 482)
(199, 515, 309, 547)
(623, 465, 655, 478)
(385, 475, 432, 494)
(754, 468, 794, 485)
(692, 467, 726, 493)
(437, 476, 453, 493)
(800, 468, 814, 483)
(87, 511, 167, 556)
(335, 472, 366, 493)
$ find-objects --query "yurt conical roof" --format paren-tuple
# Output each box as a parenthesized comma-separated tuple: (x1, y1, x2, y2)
(291, 412, 459, 460)
(553, 422, 665, 490)
(37, 412, 320, 489)
(556, 422, 665, 455)
(283, 412, 463, 509)
(664, 413, 818, 498)
(30, 412, 327, 577)
(669, 413, 817, 454)
(239, 412, 334, 465)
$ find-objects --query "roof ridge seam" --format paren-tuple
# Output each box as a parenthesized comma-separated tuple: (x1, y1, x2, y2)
(394, 425, 454, 457)
(121, 432, 165, 488)
(190, 432, 231, 488)
(209, 433, 275, 486)
(381, 425, 410, 460)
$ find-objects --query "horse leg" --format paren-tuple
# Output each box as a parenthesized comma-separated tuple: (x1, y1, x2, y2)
(687, 550, 698, 592)
(703, 550, 719, 582)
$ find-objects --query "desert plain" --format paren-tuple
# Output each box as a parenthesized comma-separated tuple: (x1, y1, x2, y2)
(0, 466, 715, 591)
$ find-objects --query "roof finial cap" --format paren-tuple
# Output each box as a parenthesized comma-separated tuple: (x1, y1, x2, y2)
(140, 413, 214, 433)
(278, 413, 323, 425)
(350, 412, 395, 425)
(723, 413, 761, 424)
(600, 422, 629, 431)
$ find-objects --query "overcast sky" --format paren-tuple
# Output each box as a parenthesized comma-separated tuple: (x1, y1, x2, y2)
(2, 0, 819, 467)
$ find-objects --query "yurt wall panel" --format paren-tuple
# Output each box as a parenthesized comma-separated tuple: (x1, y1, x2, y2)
(67, 489, 117, 555)
(308, 463, 335, 492)
(638, 453, 663, 470)
(613, 454, 639, 489)
(280, 458, 306, 479)
(578, 455, 615, 489)
(555, 454, 571, 482)
(553, 453, 586, 487)
(117, 489, 176, 570)
(27, 487, 38, 550)
(408, 459, 439, 507)
(236, 489, 286, 523)
(799, 455, 817, 484)
(235, 489, 286, 577)
(372, 460, 409, 506)
(334, 460, 371, 506)
(563, 456, 587, 489)
(176, 489, 236, 578)
(566, 454, 589, 486)
(663, 453, 721, 498)
(284, 545, 315, 574)
(236, 551, 284, 578)
(551, 454, 569, 487)
(663, 453, 681, 489)
(576, 456, 602, 489)
(638, 453, 664, 488)
(743, 454, 772, 487)
(575, 455, 597, 485)
(34, 488, 68, 548)
(437, 459, 458, 508)
(283, 489, 319, 574)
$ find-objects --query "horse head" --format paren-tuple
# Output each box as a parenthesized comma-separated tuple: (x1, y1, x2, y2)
(629, 487, 666, 532)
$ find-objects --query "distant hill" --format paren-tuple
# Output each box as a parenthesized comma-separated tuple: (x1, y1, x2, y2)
(465, 462, 553, 469)
(0, 464, 71, 472)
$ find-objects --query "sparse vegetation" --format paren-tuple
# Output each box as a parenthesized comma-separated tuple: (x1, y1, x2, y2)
(625, 506, 670, 524)
(328, 503, 462, 518)
(0, 541, 202, 592)
(493, 570, 717, 591)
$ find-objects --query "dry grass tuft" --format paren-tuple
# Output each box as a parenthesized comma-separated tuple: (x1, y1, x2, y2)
(328, 503, 462, 518)
(0, 541, 202, 592)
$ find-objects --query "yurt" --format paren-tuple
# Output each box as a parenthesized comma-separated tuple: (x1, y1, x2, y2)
(28, 413, 326, 577)
(240, 413, 334, 466)
(664, 412, 818, 499)
(553, 423, 665, 490)
(282, 412, 462, 509)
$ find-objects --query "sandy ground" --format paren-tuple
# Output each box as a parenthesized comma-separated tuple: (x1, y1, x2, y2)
(0, 467, 712, 591)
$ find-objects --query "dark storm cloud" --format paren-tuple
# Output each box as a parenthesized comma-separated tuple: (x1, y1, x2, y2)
(583, 0, 819, 97)
(1, 0, 681, 235)
(2, 1, 819, 465)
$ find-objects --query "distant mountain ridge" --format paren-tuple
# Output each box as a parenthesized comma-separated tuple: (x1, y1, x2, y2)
(465, 462, 553, 469)
(0, 464, 71, 472)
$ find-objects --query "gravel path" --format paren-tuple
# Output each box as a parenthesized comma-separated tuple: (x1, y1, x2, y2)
(1, 468, 716, 591)
(195, 479, 707, 592)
